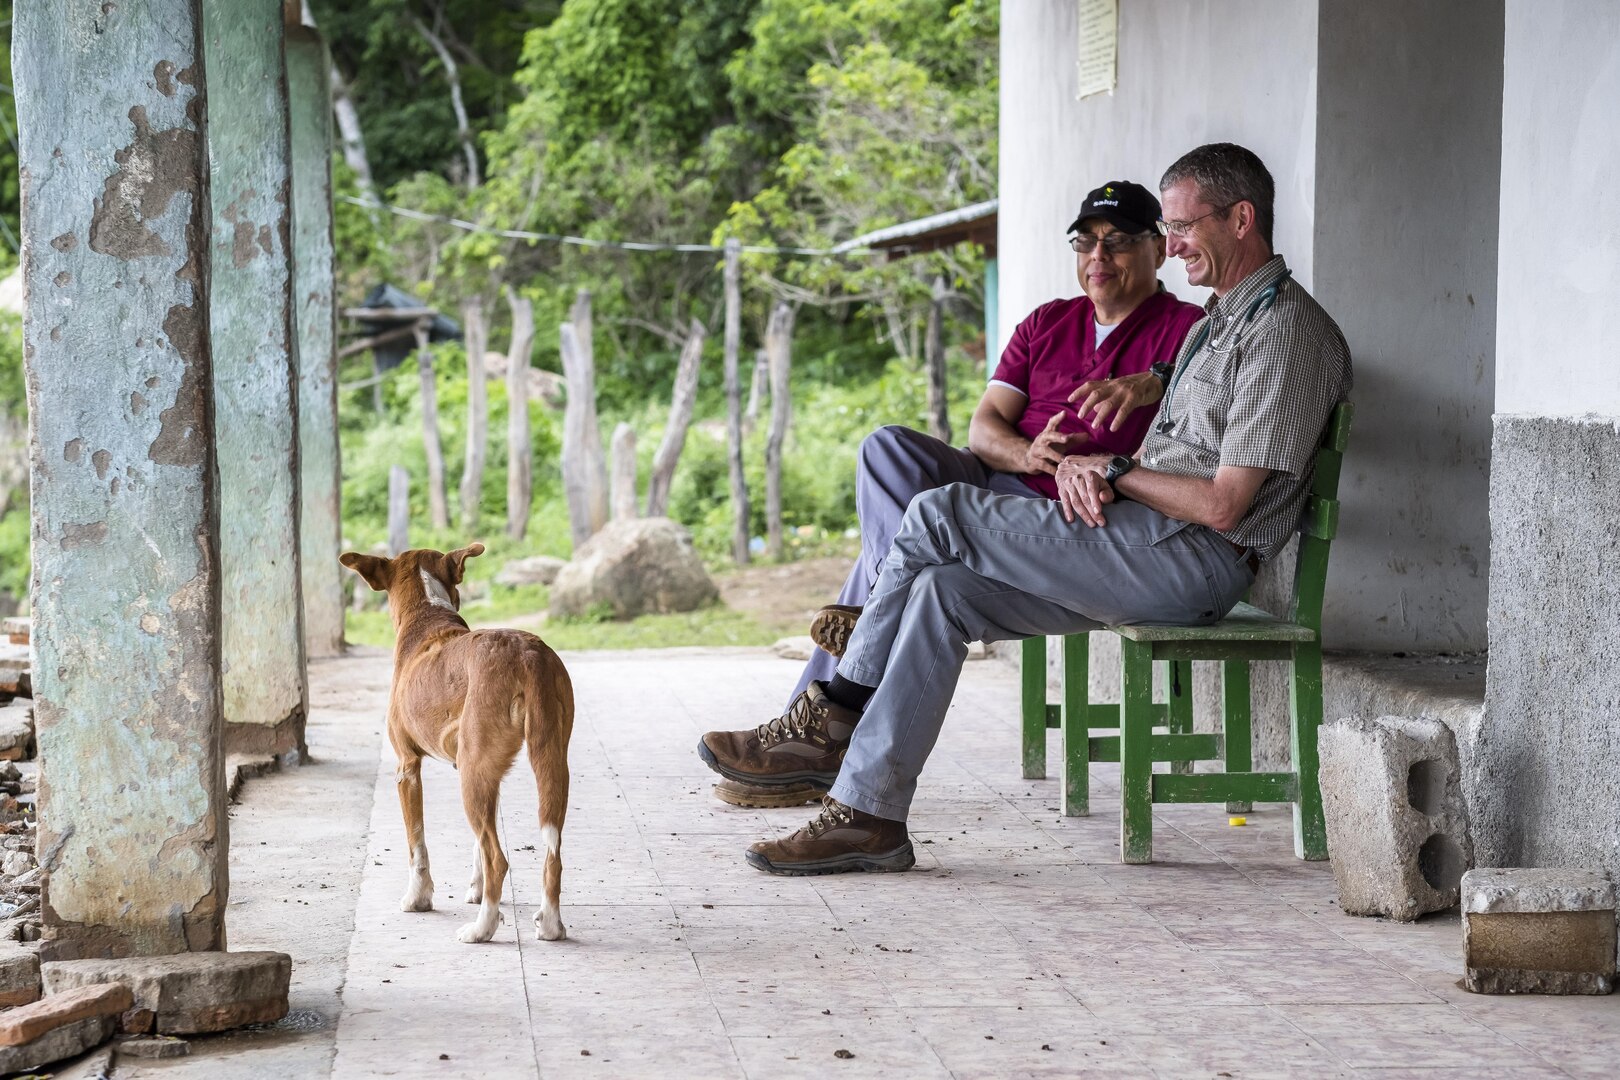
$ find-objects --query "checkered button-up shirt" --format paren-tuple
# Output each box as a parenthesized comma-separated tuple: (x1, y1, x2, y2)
(1137, 256, 1352, 560)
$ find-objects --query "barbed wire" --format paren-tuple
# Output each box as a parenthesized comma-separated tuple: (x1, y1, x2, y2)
(338, 195, 865, 257)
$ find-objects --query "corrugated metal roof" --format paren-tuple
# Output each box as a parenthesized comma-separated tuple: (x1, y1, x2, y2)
(832, 198, 998, 255)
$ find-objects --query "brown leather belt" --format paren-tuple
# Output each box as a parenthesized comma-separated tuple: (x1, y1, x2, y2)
(1223, 536, 1261, 575)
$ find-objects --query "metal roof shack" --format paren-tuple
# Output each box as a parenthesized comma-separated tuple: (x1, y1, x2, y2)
(833, 198, 998, 260)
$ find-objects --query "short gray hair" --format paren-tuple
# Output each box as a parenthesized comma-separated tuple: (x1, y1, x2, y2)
(1160, 143, 1275, 248)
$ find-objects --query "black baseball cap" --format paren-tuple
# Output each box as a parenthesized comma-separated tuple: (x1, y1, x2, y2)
(1066, 180, 1161, 236)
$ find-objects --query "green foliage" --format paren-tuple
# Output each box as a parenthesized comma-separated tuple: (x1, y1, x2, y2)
(0, 314, 23, 418)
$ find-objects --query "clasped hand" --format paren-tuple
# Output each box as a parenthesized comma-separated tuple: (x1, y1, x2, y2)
(1055, 454, 1115, 528)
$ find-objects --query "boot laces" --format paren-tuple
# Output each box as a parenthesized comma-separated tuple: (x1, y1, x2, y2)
(802, 798, 854, 839)
(754, 691, 822, 746)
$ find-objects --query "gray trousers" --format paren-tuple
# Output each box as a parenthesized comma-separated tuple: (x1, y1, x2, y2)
(827, 483, 1257, 821)
(787, 425, 1035, 705)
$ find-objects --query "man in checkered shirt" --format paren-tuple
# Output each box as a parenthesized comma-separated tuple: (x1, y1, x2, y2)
(721, 143, 1354, 876)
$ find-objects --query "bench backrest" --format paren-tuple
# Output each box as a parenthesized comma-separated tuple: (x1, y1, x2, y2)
(1289, 401, 1354, 633)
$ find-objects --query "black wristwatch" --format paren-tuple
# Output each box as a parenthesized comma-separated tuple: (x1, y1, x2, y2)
(1103, 455, 1136, 487)
(1149, 360, 1174, 390)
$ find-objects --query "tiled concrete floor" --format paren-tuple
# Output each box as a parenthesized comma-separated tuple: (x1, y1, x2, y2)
(141, 646, 1619, 1078)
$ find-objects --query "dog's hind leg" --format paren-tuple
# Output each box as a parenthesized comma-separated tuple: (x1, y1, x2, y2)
(456, 766, 508, 944)
(527, 669, 572, 942)
(395, 748, 435, 912)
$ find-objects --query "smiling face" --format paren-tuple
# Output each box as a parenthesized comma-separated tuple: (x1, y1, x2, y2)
(1158, 178, 1239, 290)
(1074, 219, 1166, 321)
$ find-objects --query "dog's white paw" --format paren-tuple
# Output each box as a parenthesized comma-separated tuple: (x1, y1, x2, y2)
(456, 903, 504, 943)
(400, 875, 435, 912)
(464, 886, 482, 905)
(535, 908, 567, 941)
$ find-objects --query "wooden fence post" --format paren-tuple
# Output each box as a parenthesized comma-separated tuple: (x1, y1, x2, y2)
(569, 288, 609, 532)
(745, 348, 767, 433)
(459, 295, 488, 532)
(647, 319, 705, 518)
(764, 302, 795, 559)
(505, 287, 534, 540)
(413, 322, 450, 529)
(610, 423, 637, 522)
(926, 275, 951, 444)
(723, 237, 750, 563)
(388, 465, 410, 556)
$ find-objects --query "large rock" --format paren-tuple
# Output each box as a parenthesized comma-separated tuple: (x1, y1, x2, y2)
(549, 518, 718, 620)
(1463, 868, 1616, 995)
(1319, 715, 1473, 921)
(0, 982, 128, 1074)
(0, 940, 40, 1006)
(494, 555, 566, 588)
(42, 951, 290, 1035)
(0, 701, 32, 761)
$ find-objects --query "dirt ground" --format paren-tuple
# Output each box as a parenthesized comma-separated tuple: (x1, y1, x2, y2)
(711, 554, 853, 639)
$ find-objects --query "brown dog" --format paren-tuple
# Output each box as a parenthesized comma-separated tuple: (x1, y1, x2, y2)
(341, 543, 572, 943)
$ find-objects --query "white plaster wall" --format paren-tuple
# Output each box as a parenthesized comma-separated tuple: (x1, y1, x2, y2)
(998, 0, 1318, 358)
(1494, 0, 1620, 416)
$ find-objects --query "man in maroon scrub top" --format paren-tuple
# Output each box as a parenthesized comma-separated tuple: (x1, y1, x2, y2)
(707, 180, 1203, 807)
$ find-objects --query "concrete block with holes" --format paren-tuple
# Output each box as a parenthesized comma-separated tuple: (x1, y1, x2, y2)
(1463, 868, 1616, 994)
(1318, 715, 1473, 921)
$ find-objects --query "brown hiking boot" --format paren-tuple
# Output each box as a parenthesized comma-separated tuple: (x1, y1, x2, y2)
(712, 779, 827, 809)
(746, 798, 915, 876)
(696, 681, 859, 789)
(809, 604, 862, 657)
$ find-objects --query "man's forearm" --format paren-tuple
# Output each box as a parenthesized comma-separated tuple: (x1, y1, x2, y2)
(1114, 468, 1247, 533)
(968, 412, 1033, 473)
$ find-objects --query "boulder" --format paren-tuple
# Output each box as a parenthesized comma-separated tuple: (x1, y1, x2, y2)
(549, 518, 718, 620)
(495, 555, 567, 588)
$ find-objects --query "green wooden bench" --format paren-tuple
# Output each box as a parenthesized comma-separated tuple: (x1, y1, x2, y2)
(1019, 401, 1353, 863)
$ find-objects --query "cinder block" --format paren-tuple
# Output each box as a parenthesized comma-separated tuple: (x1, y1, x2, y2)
(42, 951, 290, 1035)
(1319, 716, 1473, 920)
(1463, 868, 1616, 995)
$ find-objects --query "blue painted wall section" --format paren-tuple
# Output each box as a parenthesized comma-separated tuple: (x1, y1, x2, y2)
(16, 0, 230, 960)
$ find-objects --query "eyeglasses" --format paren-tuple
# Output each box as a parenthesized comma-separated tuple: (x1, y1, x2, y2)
(1156, 203, 1236, 237)
(1068, 232, 1151, 255)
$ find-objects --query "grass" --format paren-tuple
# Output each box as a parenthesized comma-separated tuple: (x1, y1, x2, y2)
(344, 582, 778, 651)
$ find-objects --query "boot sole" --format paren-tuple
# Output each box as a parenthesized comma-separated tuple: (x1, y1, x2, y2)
(808, 607, 860, 658)
(713, 780, 827, 808)
(696, 738, 841, 789)
(744, 842, 916, 876)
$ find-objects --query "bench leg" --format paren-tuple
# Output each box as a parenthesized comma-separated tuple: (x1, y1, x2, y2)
(1020, 636, 1047, 779)
(1167, 660, 1194, 775)
(1119, 640, 1154, 864)
(1222, 660, 1253, 813)
(1059, 632, 1089, 817)
(1289, 642, 1328, 861)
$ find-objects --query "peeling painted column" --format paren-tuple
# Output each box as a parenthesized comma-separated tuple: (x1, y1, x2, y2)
(16, 0, 229, 959)
(286, 25, 344, 660)
(202, 0, 308, 758)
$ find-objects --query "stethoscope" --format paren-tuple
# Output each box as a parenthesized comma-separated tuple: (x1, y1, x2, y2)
(1156, 269, 1293, 434)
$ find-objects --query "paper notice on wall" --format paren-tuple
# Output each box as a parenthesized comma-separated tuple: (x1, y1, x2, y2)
(1076, 0, 1118, 100)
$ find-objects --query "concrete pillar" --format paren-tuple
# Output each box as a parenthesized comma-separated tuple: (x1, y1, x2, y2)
(202, 0, 308, 760)
(16, 0, 229, 959)
(1477, 0, 1620, 883)
(286, 24, 344, 659)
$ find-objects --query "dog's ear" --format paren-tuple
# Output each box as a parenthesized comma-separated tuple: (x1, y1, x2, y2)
(340, 551, 393, 592)
(444, 542, 484, 584)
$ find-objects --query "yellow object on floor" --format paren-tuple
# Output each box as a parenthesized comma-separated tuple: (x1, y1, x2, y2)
(1229, 816, 1248, 827)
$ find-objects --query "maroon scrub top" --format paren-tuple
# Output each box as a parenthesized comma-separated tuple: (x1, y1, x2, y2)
(990, 288, 1203, 499)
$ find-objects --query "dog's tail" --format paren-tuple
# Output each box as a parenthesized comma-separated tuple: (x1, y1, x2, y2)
(522, 645, 573, 941)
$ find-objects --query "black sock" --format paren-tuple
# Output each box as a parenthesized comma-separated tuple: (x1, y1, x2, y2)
(823, 674, 875, 712)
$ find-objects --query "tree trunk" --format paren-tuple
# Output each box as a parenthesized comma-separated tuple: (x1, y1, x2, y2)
(925, 275, 951, 444)
(569, 289, 609, 532)
(764, 302, 795, 560)
(505, 287, 534, 540)
(646, 319, 705, 518)
(459, 296, 488, 531)
(413, 323, 449, 529)
(388, 464, 410, 556)
(610, 423, 637, 522)
(411, 15, 480, 189)
(722, 238, 750, 564)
